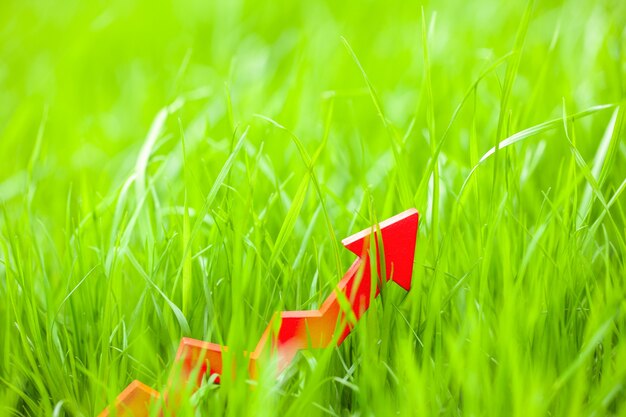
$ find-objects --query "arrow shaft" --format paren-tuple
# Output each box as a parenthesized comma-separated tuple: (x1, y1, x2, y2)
(172, 257, 373, 383)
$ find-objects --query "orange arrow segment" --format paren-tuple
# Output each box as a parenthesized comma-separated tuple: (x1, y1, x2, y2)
(98, 381, 160, 417)
(99, 209, 418, 417)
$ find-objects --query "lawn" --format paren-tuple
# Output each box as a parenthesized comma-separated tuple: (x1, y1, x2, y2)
(1, 0, 625, 416)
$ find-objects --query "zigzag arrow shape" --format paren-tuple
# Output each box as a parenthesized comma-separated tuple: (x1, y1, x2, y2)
(99, 208, 419, 417)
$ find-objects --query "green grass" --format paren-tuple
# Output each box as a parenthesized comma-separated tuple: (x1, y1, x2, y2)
(1, 0, 626, 416)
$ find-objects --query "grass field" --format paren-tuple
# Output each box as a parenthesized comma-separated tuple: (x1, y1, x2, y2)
(1, 0, 626, 416)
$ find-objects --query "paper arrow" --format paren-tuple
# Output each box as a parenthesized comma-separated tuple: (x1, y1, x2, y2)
(99, 208, 418, 417)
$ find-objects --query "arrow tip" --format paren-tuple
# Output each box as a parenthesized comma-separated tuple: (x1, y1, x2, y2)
(341, 208, 419, 291)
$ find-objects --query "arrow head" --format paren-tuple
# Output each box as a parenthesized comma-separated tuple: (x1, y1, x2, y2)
(341, 209, 419, 291)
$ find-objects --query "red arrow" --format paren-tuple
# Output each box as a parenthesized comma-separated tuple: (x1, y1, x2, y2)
(99, 209, 418, 417)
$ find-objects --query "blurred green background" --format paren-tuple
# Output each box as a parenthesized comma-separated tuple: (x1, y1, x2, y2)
(2, 0, 624, 203)
(1, 0, 625, 416)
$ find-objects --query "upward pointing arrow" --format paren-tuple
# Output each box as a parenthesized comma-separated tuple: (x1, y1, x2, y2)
(100, 209, 419, 417)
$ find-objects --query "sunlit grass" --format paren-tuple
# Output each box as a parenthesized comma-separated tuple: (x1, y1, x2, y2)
(1, 0, 625, 416)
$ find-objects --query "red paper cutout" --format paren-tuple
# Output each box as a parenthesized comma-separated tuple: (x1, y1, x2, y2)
(99, 209, 418, 416)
